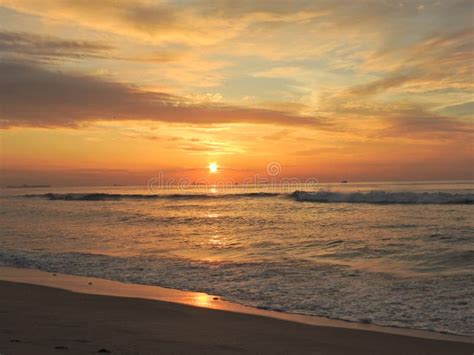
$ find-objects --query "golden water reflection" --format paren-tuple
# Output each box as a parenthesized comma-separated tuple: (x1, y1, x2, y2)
(192, 293, 212, 307)
(209, 234, 226, 248)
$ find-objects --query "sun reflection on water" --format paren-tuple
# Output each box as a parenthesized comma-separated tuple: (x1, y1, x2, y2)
(209, 234, 226, 248)
(192, 293, 212, 307)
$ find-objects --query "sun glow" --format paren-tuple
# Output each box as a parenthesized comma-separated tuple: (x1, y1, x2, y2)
(209, 162, 218, 174)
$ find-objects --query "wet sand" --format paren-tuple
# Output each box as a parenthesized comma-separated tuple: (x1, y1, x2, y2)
(0, 267, 472, 354)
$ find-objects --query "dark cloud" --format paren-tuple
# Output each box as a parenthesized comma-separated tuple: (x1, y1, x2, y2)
(383, 112, 473, 139)
(0, 61, 325, 128)
(0, 31, 182, 64)
(0, 31, 112, 61)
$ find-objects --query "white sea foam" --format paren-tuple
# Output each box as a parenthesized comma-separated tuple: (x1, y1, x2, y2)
(292, 190, 474, 204)
(1, 250, 472, 336)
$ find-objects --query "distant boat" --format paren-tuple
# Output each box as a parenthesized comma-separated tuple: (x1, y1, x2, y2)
(341, 180, 348, 184)
(6, 184, 51, 188)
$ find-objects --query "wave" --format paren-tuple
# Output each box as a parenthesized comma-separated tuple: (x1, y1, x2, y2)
(291, 190, 474, 204)
(22, 190, 474, 204)
(1, 249, 472, 336)
(24, 192, 281, 201)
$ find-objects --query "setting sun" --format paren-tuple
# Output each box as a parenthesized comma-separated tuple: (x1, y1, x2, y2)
(209, 162, 218, 174)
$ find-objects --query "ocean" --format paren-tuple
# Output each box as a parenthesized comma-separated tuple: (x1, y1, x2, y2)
(0, 181, 473, 335)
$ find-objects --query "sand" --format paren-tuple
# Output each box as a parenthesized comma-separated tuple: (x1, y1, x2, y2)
(0, 268, 472, 354)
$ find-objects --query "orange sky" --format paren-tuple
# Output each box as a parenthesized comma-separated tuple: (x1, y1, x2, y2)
(0, 1, 473, 185)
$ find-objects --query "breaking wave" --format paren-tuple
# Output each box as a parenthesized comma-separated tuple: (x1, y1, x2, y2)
(21, 190, 474, 204)
(291, 190, 474, 204)
(24, 192, 280, 201)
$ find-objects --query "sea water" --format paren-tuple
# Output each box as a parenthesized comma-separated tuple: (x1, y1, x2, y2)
(0, 181, 473, 335)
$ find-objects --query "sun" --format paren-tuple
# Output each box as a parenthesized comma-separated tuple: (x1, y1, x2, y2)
(209, 162, 218, 174)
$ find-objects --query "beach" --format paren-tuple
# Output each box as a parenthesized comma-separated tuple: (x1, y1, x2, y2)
(1, 267, 472, 354)
(1, 183, 473, 336)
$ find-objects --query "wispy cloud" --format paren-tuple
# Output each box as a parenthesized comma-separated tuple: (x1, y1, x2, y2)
(382, 112, 474, 140)
(0, 0, 326, 45)
(0, 30, 113, 61)
(437, 101, 474, 117)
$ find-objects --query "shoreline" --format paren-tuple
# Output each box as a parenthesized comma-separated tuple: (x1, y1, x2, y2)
(1, 281, 473, 354)
(0, 266, 472, 346)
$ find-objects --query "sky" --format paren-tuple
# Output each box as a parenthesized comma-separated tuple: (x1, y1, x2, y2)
(0, 0, 473, 186)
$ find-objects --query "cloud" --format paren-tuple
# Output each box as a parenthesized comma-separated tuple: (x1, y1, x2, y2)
(124, 133, 240, 154)
(0, 0, 325, 45)
(310, 26, 474, 127)
(0, 61, 326, 128)
(253, 66, 308, 79)
(437, 101, 474, 117)
(262, 129, 292, 141)
(360, 27, 474, 93)
(382, 112, 474, 140)
(0, 30, 186, 65)
(0, 30, 112, 61)
(349, 73, 416, 96)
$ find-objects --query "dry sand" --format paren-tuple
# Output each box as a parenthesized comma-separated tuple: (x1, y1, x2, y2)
(0, 267, 472, 354)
